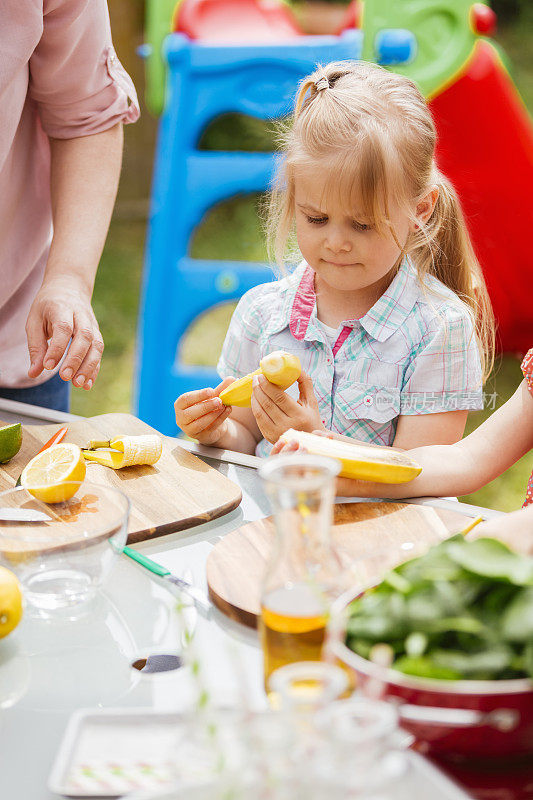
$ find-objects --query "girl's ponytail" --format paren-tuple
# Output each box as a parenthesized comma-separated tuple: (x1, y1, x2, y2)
(412, 169, 495, 381)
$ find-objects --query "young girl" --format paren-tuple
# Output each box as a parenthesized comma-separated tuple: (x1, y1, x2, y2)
(275, 351, 533, 555)
(175, 61, 494, 456)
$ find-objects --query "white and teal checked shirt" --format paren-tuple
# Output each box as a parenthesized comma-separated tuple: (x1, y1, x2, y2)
(217, 259, 483, 458)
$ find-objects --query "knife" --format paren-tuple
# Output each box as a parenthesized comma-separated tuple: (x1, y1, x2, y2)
(123, 545, 212, 617)
(0, 508, 52, 522)
(15, 425, 69, 487)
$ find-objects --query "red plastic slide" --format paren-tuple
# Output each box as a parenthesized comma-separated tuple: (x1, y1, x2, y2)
(173, 0, 302, 42)
(431, 40, 533, 353)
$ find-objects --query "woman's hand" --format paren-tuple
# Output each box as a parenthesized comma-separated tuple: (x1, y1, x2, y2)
(251, 372, 324, 444)
(174, 377, 234, 445)
(26, 275, 104, 389)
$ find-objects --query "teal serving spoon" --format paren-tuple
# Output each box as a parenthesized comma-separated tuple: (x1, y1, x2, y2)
(123, 546, 212, 617)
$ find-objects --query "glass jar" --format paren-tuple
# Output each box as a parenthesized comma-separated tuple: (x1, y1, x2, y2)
(258, 455, 346, 694)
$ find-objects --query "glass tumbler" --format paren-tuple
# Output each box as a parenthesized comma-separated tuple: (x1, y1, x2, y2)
(0, 482, 130, 617)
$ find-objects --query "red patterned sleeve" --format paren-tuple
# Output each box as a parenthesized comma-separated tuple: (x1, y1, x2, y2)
(521, 349, 533, 395)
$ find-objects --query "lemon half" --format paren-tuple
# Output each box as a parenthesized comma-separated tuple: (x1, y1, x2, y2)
(20, 443, 86, 503)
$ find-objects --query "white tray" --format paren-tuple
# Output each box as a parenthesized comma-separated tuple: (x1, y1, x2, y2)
(48, 708, 183, 798)
(49, 708, 472, 799)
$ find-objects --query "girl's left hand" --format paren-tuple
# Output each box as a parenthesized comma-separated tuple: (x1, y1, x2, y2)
(251, 372, 324, 444)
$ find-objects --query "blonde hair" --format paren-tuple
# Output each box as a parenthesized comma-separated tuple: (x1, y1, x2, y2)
(267, 61, 495, 380)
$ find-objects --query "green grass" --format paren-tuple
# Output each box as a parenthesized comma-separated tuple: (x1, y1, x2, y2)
(72, 18, 533, 511)
(71, 219, 145, 418)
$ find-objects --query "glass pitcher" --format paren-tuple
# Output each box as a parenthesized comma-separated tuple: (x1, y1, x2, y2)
(258, 454, 346, 693)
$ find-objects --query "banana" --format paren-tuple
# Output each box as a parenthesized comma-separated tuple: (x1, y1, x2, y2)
(82, 434, 162, 469)
(220, 351, 301, 407)
(278, 429, 422, 484)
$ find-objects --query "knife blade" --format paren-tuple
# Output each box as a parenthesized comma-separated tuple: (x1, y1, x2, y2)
(123, 545, 212, 617)
(0, 507, 52, 522)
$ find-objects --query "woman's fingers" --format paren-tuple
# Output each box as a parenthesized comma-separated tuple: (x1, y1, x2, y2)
(71, 334, 105, 389)
(61, 314, 104, 387)
(25, 306, 49, 378)
(42, 315, 75, 371)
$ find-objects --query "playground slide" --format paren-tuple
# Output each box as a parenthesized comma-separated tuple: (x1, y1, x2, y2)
(173, 0, 302, 42)
(431, 39, 533, 353)
(143, 0, 533, 352)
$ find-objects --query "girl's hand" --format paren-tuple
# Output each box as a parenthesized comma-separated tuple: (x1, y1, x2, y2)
(174, 377, 234, 445)
(251, 372, 324, 444)
(271, 428, 399, 498)
(270, 438, 304, 456)
(467, 507, 533, 556)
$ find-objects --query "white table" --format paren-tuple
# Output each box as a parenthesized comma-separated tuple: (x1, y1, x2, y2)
(0, 399, 502, 799)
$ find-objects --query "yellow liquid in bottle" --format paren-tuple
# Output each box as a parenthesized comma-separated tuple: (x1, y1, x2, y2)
(260, 583, 328, 693)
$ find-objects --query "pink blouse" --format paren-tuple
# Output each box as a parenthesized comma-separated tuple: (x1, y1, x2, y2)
(0, 0, 139, 389)
(521, 349, 533, 507)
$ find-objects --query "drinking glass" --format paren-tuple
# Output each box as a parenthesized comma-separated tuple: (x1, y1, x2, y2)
(0, 482, 130, 617)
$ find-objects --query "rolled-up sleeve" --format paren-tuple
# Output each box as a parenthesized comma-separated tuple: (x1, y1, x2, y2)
(29, 0, 139, 138)
(400, 309, 484, 414)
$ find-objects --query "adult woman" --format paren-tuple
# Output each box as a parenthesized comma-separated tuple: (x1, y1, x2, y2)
(0, 0, 139, 411)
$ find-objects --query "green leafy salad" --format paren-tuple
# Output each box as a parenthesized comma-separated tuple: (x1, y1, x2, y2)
(346, 536, 533, 681)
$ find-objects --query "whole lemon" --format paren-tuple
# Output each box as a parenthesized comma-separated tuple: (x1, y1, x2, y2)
(0, 566, 23, 638)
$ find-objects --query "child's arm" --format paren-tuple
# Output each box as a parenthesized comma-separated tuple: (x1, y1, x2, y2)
(275, 380, 533, 500)
(333, 380, 533, 498)
(392, 409, 468, 449)
(213, 406, 262, 454)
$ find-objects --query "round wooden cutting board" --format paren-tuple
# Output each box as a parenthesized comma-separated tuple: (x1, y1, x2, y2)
(206, 501, 476, 628)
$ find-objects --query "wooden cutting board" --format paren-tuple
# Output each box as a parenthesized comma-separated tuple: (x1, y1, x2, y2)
(206, 501, 476, 628)
(0, 413, 241, 543)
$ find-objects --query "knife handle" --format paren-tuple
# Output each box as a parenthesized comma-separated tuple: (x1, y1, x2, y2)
(123, 545, 170, 578)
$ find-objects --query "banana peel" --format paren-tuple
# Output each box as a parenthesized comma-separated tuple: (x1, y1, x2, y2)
(220, 351, 301, 407)
(82, 434, 162, 469)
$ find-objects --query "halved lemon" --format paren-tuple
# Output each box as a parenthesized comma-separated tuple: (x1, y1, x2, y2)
(20, 443, 86, 503)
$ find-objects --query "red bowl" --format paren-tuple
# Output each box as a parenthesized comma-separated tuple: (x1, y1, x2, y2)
(327, 588, 533, 765)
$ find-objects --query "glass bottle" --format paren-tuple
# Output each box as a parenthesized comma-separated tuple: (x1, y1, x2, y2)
(258, 454, 345, 695)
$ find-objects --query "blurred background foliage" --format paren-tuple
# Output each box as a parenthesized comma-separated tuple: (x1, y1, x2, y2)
(73, 1, 533, 511)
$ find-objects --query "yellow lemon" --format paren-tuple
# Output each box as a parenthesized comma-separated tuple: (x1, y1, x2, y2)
(0, 423, 22, 464)
(0, 566, 23, 638)
(20, 443, 86, 503)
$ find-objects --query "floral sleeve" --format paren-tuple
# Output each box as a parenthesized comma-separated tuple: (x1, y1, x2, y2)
(521, 349, 533, 395)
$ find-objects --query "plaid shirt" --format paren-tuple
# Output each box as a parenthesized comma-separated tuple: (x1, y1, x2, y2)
(218, 260, 483, 457)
